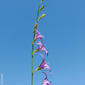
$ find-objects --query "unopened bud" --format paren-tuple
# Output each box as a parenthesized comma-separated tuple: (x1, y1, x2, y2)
(33, 23, 38, 33)
(40, 0, 44, 3)
(40, 5, 44, 11)
(34, 23, 37, 29)
(37, 14, 46, 22)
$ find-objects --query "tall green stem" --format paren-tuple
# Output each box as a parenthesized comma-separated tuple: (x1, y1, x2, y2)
(31, 1, 42, 85)
(31, 55, 33, 85)
(31, 35, 34, 85)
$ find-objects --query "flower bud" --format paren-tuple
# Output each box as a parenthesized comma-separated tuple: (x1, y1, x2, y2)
(40, 0, 44, 3)
(33, 23, 38, 33)
(40, 5, 44, 11)
(37, 14, 46, 22)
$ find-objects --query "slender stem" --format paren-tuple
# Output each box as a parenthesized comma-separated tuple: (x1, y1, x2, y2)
(31, 55, 33, 85)
(31, 35, 34, 85)
(31, 1, 42, 85)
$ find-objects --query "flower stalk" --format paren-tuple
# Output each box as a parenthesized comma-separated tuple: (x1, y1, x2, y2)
(31, 0, 43, 85)
(31, 0, 52, 85)
(31, 35, 35, 85)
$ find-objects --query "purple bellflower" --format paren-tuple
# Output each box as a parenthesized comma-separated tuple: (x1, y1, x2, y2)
(34, 30, 44, 41)
(36, 41, 48, 56)
(42, 72, 51, 85)
(35, 54, 51, 72)
(32, 54, 51, 73)
(38, 54, 51, 72)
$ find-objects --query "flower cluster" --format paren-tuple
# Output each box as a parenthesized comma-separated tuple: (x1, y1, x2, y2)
(42, 72, 51, 85)
(31, 0, 52, 85)
(33, 29, 52, 85)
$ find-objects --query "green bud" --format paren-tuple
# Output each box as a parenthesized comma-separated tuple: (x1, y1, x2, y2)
(32, 49, 38, 55)
(33, 23, 38, 33)
(40, 5, 44, 11)
(32, 67, 39, 73)
(37, 14, 46, 22)
(40, 0, 44, 3)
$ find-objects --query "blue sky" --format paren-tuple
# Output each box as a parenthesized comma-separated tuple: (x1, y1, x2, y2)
(0, 0, 85, 85)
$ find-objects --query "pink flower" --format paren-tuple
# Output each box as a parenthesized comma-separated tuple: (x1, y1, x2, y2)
(42, 72, 51, 85)
(34, 30, 44, 41)
(38, 54, 51, 72)
(36, 41, 48, 56)
(32, 54, 51, 73)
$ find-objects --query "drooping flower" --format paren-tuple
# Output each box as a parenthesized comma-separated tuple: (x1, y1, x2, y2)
(32, 54, 51, 73)
(34, 30, 44, 41)
(37, 54, 51, 72)
(36, 41, 48, 56)
(42, 72, 51, 85)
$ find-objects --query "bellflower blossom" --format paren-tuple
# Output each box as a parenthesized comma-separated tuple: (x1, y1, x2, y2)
(34, 30, 44, 41)
(42, 72, 51, 85)
(36, 41, 48, 56)
(37, 54, 51, 72)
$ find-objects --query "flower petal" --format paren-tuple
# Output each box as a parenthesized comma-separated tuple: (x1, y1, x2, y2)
(34, 30, 44, 41)
(42, 72, 51, 85)
(42, 72, 47, 79)
(37, 35, 44, 39)
(36, 41, 43, 46)
(36, 41, 48, 56)
(39, 54, 51, 72)
(42, 47, 48, 56)
(42, 80, 51, 85)
(36, 30, 40, 35)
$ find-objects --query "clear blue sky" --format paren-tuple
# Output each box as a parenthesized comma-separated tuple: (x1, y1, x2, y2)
(0, 0, 85, 85)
